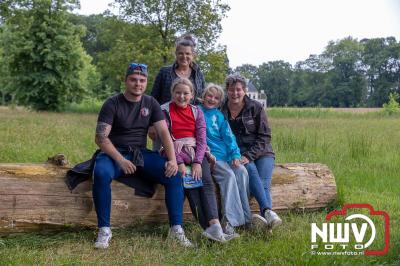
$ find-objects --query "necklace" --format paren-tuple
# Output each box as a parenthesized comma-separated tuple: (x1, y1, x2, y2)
(176, 67, 191, 77)
(228, 101, 244, 119)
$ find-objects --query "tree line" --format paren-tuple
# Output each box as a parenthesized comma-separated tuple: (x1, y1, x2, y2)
(235, 37, 400, 107)
(0, 0, 399, 110)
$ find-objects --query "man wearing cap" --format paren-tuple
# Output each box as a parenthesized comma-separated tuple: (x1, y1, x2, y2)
(92, 63, 193, 249)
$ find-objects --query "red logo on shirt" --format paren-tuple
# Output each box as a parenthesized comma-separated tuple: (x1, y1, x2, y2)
(140, 107, 149, 117)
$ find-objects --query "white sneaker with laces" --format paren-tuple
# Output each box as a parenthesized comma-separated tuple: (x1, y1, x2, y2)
(264, 210, 282, 229)
(202, 224, 226, 242)
(94, 227, 112, 249)
(252, 213, 269, 228)
(222, 222, 240, 240)
(168, 227, 194, 248)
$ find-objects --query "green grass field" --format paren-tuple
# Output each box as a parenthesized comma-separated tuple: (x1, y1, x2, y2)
(0, 107, 399, 265)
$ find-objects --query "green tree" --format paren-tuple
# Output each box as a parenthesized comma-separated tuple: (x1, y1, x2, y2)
(289, 68, 328, 107)
(68, 14, 112, 64)
(287, 69, 306, 106)
(257, 61, 292, 106)
(382, 92, 399, 115)
(0, 0, 31, 24)
(91, 16, 166, 96)
(70, 14, 179, 97)
(0, 41, 11, 105)
(291, 55, 332, 107)
(114, 0, 230, 64)
(197, 46, 229, 85)
(233, 64, 259, 88)
(295, 54, 330, 73)
(321, 37, 366, 107)
(1, 0, 93, 111)
(361, 37, 400, 107)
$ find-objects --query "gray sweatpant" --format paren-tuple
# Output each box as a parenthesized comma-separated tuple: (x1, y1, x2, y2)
(212, 161, 252, 226)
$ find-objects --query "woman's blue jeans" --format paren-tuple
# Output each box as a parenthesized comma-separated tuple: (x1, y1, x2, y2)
(92, 150, 184, 228)
(244, 155, 274, 211)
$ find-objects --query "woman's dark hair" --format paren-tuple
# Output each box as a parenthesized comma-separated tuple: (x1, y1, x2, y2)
(175, 34, 197, 53)
(225, 73, 247, 92)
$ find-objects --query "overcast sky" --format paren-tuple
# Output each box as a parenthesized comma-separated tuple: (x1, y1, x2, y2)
(76, 0, 400, 68)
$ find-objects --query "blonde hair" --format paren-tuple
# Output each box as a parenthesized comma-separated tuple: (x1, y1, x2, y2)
(170, 77, 194, 95)
(202, 83, 225, 107)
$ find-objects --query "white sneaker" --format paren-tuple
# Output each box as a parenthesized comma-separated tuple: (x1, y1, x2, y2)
(222, 222, 240, 240)
(264, 210, 282, 229)
(168, 227, 194, 248)
(202, 224, 226, 242)
(94, 227, 112, 249)
(252, 213, 269, 228)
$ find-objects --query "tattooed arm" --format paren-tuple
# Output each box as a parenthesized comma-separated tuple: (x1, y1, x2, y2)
(95, 122, 136, 174)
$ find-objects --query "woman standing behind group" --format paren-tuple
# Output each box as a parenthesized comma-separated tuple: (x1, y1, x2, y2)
(151, 34, 205, 105)
(150, 34, 205, 150)
(221, 74, 282, 230)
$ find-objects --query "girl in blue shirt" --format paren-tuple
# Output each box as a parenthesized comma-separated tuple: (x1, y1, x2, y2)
(200, 83, 252, 236)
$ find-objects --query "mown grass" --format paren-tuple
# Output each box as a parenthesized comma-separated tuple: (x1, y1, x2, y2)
(0, 107, 399, 265)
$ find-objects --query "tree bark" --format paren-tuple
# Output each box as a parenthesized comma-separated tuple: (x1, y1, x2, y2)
(0, 162, 336, 234)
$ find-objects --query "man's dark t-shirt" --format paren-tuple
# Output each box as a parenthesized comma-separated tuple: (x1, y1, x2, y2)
(97, 93, 164, 149)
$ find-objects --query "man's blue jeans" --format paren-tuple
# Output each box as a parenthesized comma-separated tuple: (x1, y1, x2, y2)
(244, 156, 274, 211)
(92, 150, 184, 227)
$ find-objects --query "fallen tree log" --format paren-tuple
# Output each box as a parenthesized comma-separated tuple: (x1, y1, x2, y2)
(0, 162, 336, 234)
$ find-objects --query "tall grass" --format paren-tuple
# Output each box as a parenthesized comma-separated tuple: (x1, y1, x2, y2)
(0, 107, 399, 265)
(268, 107, 400, 119)
(65, 98, 103, 114)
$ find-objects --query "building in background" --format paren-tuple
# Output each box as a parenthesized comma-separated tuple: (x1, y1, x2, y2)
(246, 80, 267, 108)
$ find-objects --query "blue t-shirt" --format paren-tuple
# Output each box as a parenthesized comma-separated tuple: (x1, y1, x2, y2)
(200, 105, 241, 162)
